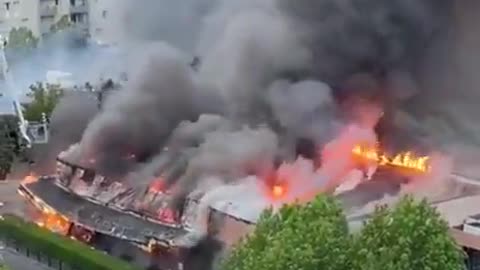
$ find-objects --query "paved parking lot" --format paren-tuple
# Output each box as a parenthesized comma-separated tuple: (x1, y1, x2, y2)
(0, 180, 25, 217)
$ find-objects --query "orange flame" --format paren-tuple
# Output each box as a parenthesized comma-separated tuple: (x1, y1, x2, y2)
(35, 208, 71, 235)
(352, 144, 430, 173)
(149, 179, 165, 193)
(272, 185, 286, 198)
(22, 173, 38, 185)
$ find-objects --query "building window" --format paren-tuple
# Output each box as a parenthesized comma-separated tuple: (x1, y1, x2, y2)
(70, 13, 86, 23)
(81, 169, 95, 183)
(55, 0, 59, 5)
(4, 2, 10, 11)
(70, 0, 75, 6)
(102, 10, 107, 18)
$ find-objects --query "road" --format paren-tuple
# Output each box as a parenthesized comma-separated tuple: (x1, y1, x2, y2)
(0, 180, 25, 217)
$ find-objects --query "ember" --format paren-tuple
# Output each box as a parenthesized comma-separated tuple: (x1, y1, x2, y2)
(352, 144, 430, 173)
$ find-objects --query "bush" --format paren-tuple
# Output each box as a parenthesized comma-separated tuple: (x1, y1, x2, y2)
(23, 82, 64, 122)
(7, 27, 38, 49)
(0, 215, 141, 270)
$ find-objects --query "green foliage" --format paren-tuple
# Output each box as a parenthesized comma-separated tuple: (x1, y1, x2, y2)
(354, 196, 466, 270)
(23, 82, 64, 122)
(223, 195, 351, 270)
(50, 15, 72, 33)
(6, 27, 38, 49)
(0, 116, 18, 179)
(223, 196, 465, 270)
(0, 215, 141, 270)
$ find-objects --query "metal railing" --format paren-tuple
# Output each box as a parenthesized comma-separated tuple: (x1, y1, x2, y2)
(1, 238, 73, 270)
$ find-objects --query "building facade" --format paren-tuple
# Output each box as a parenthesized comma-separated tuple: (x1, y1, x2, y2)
(87, 0, 120, 45)
(0, 0, 90, 40)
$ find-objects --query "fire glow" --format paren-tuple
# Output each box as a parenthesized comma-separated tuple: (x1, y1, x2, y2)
(352, 145, 430, 173)
(22, 173, 38, 185)
(272, 184, 286, 198)
(36, 208, 71, 235)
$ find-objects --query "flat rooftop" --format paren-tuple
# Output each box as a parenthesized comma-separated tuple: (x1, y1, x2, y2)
(20, 177, 188, 245)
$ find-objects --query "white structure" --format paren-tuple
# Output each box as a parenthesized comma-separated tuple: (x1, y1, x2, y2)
(46, 70, 74, 88)
(0, 0, 90, 40)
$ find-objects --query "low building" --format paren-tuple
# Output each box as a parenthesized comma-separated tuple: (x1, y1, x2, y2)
(442, 200, 480, 269)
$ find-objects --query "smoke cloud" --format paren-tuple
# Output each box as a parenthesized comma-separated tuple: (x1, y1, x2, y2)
(267, 80, 337, 144)
(77, 43, 203, 177)
(33, 91, 99, 174)
(6, 31, 125, 93)
(37, 1, 480, 266)
(170, 126, 278, 199)
(58, 0, 466, 207)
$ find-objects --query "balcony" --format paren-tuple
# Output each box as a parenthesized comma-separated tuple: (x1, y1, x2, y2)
(40, 5, 57, 17)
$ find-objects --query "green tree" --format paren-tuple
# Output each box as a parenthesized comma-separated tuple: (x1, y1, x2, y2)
(354, 196, 465, 270)
(23, 83, 64, 122)
(50, 15, 72, 33)
(0, 116, 18, 180)
(223, 195, 352, 270)
(6, 27, 38, 49)
(223, 196, 465, 270)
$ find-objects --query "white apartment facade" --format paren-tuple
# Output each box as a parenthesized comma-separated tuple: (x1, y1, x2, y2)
(0, 0, 90, 41)
(88, 0, 120, 45)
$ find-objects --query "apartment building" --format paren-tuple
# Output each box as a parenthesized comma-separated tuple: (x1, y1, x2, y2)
(0, 0, 90, 41)
(88, 0, 119, 45)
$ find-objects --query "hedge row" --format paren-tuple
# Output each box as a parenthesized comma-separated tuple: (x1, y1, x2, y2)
(0, 215, 141, 270)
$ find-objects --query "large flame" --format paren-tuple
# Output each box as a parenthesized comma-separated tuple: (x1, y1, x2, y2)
(35, 208, 71, 235)
(352, 144, 430, 173)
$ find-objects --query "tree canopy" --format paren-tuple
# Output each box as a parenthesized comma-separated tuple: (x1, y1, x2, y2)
(6, 27, 38, 49)
(353, 197, 466, 270)
(223, 196, 351, 270)
(223, 195, 465, 270)
(23, 83, 64, 122)
(0, 116, 19, 180)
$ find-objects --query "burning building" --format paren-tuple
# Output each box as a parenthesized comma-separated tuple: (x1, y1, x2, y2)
(18, 125, 452, 269)
(16, 0, 480, 269)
